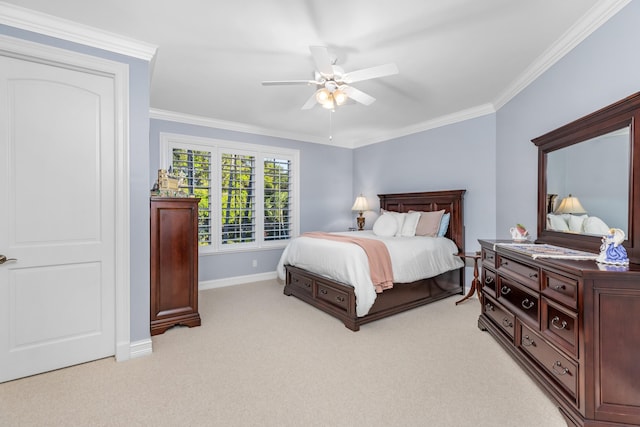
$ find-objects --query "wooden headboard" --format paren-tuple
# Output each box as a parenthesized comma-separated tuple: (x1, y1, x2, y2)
(378, 189, 466, 253)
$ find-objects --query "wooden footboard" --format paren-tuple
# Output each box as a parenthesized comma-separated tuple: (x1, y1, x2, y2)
(284, 264, 463, 331)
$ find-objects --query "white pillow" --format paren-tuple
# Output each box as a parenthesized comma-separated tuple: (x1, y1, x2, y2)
(372, 214, 398, 237)
(583, 216, 610, 235)
(568, 214, 588, 232)
(381, 210, 406, 237)
(400, 211, 421, 237)
(547, 214, 569, 231)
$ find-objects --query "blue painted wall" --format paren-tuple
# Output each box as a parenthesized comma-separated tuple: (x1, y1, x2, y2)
(495, 1, 640, 239)
(149, 119, 354, 281)
(353, 114, 497, 254)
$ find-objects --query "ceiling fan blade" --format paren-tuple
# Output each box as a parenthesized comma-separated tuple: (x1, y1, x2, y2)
(262, 80, 316, 86)
(342, 63, 399, 84)
(342, 86, 376, 106)
(301, 92, 318, 110)
(309, 46, 334, 77)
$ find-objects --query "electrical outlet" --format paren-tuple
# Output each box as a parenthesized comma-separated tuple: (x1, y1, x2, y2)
(252, 259, 257, 268)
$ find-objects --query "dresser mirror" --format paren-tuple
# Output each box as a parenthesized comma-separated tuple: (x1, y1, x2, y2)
(532, 92, 640, 264)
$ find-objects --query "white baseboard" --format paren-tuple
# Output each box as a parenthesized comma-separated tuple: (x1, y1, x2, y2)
(129, 338, 153, 359)
(122, 272, 278, 361)
(199, 271, 279, 291)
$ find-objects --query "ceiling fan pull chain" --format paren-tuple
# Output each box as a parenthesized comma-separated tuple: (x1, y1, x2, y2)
(329, 110, 333, 141)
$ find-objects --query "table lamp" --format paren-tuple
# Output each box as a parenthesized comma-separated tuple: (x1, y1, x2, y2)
(554, 194, 587, 215)
(351, 195, 369, 231)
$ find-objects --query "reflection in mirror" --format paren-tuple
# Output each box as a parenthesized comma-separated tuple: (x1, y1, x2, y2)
(534, 92, 640, 262)
(545, 127, 630, 237)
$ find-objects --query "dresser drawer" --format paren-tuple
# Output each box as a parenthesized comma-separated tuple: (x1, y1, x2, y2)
(498, 275, 539, 328)
(541, 298, 578, 358)
(482, 268, 497, 298)
(498, 255, 540, 290)
(519, 323, 578, 400)
(288, 272, 313, 294)
(542, 271, 578, 309)
(482, 248, 496, 269)
(316, 280, 350, 311)
(483, 295, 515, 340)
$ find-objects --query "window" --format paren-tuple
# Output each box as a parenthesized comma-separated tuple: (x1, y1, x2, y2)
(264, 157, 292, 241)
(220, 153, 255, 245)
(160, 133, 299, 253)
(171, 148, 212, 245)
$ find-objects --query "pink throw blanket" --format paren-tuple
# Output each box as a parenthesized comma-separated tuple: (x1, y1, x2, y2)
(302, 232, 394, 293)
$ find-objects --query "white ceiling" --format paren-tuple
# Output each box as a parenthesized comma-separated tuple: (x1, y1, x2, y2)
(0, 0, 628, 147)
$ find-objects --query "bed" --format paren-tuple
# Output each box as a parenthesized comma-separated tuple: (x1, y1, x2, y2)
(279, 190, 466, 331)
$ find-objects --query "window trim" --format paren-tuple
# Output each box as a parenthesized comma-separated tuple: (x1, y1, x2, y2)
(159, 132, 300, 254)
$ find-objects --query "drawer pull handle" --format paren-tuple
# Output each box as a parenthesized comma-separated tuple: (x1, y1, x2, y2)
(501, 285, 511, 295)
(551, 316, 568, 330)
(485, 303, 494, 312)
(552, 361, 569, 376)
(522, 335, 536, 347)
(529, 272, 538, 278)
(336, 296, 345, 303)
(502, 317, 513, 328)
(320, 289, 328, 295)
(521, 299, 535, 310)
(501, 261, 508, 266)
(484, 276, 494, 285)
(553, 284, 566, 291)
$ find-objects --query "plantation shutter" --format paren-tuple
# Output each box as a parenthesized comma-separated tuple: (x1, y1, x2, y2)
(171, 148, 212, 246)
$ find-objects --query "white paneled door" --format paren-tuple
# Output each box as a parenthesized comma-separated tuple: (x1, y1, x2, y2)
(0, 51, 117, 382)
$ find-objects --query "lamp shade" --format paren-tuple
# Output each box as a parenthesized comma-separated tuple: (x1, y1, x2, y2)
(351, 195, 369, 212)
(554, 194, 587, 214)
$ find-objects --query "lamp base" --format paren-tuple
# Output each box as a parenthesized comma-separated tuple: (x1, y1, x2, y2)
(356, 214, 365, 231)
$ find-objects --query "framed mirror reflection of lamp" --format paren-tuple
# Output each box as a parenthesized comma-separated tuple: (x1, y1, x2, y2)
(533, 92, 640, 264)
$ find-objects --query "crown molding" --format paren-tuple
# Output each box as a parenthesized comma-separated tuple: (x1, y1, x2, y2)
(350, 103, 496, 148)
(151, 104, 496, 150)
(0, 2, 157, 61)
(149, 108, 341, 146)
(494, 0, 631, 110)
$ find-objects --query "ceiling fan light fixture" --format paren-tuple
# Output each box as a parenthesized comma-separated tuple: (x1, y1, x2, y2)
(263, 46, 398, 111)
(321, 98, 335, 109)
(315, 88, 331, 104)
(333, 89, 347, 105)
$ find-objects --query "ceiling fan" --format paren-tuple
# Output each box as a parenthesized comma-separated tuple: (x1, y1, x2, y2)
(262, 46, 399, 110)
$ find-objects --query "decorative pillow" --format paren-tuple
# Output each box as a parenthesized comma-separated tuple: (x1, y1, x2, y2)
(372, 213, 398, 237)
(413, 210, 445, 237)
(437, 212, 451, 237)
(568, 214, 588, 232)
(583, 216, 610, 235)
(381, 210, 406, 237)
(547, 214, 569, 231)
(400, 211, 422, 237)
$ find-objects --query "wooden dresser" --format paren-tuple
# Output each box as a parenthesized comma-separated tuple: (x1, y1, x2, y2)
(150, 197, 201, 335)
(478, 239, 640, 427)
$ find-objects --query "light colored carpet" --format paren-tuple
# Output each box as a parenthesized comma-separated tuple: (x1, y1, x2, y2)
(0, 280, 566, 427)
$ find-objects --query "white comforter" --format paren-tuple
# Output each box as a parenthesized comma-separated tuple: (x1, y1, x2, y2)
(277, 231, 464, 317)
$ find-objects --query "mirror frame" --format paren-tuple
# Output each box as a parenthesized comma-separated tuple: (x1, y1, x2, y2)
(532, 92, 640, 264)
